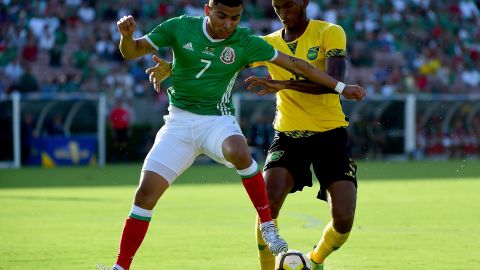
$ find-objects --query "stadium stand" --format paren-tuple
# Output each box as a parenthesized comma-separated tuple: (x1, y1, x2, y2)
(1, 0, 479, 160)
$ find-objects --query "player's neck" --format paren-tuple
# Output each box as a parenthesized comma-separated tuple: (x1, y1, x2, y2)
(282, 18, 310, 42)
(205, 20, 217, 39)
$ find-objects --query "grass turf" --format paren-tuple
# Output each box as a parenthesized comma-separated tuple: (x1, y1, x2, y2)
(0, 160, 479, 269)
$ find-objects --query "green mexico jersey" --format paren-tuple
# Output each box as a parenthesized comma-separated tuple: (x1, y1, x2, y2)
(145, 15, 277, 115)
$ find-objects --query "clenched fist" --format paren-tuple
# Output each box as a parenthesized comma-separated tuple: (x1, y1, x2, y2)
(117, 15, 136, 38)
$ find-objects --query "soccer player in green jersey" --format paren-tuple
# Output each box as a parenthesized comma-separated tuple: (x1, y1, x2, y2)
(100, 0, 364, 269)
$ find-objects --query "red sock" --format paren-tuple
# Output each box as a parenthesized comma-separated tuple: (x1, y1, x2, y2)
(116, 217, 150, 270)
(241, 171, 272, 223)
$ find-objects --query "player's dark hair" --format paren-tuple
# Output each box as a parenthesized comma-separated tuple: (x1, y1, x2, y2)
(210, 0, 243, 7)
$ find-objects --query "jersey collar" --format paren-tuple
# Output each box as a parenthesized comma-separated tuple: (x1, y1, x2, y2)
(203, 17, 226, 43)
(282, 19, 312, 44)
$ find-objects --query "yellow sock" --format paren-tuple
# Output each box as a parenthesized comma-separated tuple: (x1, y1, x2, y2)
(256, 216, 277, 270)
(311, 221, 350, 264)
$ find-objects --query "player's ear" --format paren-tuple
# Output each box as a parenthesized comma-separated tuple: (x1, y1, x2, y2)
(303, 0, 309, 8)
(204, 4, 211, 16)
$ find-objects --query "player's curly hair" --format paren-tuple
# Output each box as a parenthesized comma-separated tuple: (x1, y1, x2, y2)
(210, 0, 243, 7)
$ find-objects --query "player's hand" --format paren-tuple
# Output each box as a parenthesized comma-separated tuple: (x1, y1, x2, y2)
(245, 76, 287, 96)
(145, 55, 172, 93)
(342, 85, 367, 101)
(117, 15, 136, 38)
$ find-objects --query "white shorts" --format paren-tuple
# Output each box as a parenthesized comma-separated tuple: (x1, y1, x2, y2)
(142, 105, 243, 184)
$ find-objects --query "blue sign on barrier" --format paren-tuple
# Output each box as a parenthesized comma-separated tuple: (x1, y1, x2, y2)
(29, 136, 97, 167)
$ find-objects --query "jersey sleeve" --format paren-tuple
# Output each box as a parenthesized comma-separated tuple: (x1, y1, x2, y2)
(244, 35, 277, 65)
(323, 24, 347, 58)
(250, 36, 269, 68)
(144, 16, 182, 50)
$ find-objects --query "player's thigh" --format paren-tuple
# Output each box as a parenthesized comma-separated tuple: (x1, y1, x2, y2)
(200, 115, 244, 167)
(143, 126, 198, 184)
(264, 132, 313, 194)
(311, 128, 357, 200)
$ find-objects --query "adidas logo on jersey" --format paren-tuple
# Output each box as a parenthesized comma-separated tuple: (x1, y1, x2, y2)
(183, 42, 194, 51)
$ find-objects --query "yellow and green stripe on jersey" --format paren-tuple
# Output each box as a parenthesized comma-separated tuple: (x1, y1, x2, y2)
(253, 20, 349, 133)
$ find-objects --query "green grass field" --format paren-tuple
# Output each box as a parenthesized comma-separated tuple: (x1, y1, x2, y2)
(1, 160, 479, 269)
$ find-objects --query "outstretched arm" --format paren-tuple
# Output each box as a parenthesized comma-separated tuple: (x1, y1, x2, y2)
(270, 51, 364, 96)
(117, 15, 156, 59)
(246, 56, 366, 100)
(245, 76, 365, 100)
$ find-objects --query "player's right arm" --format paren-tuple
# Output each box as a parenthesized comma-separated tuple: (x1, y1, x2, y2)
(117, 15, 156, 60)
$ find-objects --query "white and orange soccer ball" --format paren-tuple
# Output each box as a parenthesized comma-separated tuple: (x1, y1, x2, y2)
(275, 249, 311, 270)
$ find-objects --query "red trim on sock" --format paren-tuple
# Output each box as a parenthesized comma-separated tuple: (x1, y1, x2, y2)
(116, 217, 150, 270)
(242, 171, 272, 223)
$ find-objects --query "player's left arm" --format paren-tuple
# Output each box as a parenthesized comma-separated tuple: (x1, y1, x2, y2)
(268, 52, 365, 99)
(286, 56, 347, 94)
(245, 56, 364, 100)
(145, 55, 172, 92)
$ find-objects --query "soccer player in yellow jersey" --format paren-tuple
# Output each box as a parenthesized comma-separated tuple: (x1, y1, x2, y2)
(145, 1, 366, 269)
(244, 1, 364, 269)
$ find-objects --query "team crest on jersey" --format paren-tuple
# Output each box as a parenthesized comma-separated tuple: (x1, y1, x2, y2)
(307, 46, 320, 60)
(220, 47, 235, 64)
(267, 150, 284, 163)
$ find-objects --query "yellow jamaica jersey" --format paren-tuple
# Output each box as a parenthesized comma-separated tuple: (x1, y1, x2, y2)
(254, 20, 349, 132)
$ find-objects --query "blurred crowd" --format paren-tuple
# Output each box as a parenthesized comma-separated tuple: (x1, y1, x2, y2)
(0, 0, 479, 159)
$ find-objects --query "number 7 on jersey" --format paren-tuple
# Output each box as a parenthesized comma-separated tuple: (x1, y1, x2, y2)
(195, 59, 211, 78)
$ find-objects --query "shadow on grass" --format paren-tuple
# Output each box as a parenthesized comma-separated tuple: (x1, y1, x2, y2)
(0, 160, 479, 189)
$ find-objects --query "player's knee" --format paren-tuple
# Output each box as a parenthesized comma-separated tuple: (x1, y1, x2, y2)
(223, 143, 251, 168)
(134, 186, 158, 209)
(332, 208, 355, 233)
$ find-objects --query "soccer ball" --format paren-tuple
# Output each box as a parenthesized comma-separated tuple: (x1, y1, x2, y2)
(275, 249, 311, 270)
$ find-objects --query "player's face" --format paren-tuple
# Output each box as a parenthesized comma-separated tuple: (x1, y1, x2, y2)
(205, 3, 243, 39)
(272, 0, 306, 29)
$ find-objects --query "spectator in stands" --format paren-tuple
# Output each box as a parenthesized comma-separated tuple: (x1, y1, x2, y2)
(109, 99, 131, 162)
(54, 21, 68, 46)
(41, 77, 59, 95)
(21, 34, 39, 62)
(4, 57, 23, 82)
(16, 65, 39, 93)
(0, 0, 479, 160)
(57, 73, 81, 92)
(73, 42, 92, 69)
(49, 43, 63, 67)
(95, 30, 116, 60)
(78, 1, 95, 23)
(39, 25, 55, 51)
